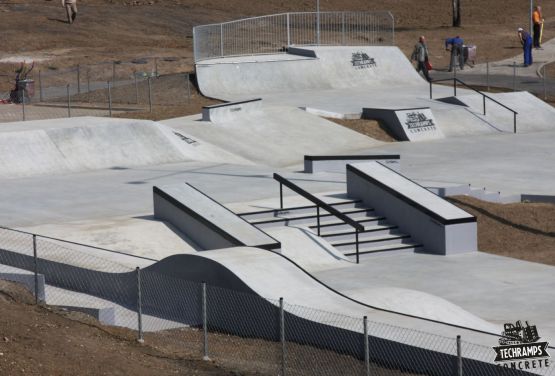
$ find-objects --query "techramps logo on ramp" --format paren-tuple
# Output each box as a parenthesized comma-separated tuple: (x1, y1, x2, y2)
(493, 320, 550, 371)
(351, 52, 377, 69)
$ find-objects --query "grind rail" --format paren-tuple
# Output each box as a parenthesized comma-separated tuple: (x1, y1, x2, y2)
(274, 173, 365, 263)
(430, 78, 518, 133)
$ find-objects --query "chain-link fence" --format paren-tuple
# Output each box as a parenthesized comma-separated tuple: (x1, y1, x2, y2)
(0, 57, 195, 123)
(0, 225, 552, 376)
(193, 12, 395, 62)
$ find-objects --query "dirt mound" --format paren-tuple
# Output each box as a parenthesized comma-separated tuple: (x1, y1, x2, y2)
(449, 196, 555, 266)
(0, 280, 247, 375)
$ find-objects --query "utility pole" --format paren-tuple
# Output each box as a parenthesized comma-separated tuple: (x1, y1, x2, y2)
(452, 0, 461, 27)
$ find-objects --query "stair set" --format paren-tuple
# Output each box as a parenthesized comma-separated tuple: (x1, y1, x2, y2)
(238, 199, 423, 262)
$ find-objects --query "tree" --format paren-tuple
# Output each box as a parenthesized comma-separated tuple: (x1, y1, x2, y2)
(453, 0, 461, 27)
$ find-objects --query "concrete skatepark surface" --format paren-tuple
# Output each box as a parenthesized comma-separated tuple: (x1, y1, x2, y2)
(0, 43, 554, 355)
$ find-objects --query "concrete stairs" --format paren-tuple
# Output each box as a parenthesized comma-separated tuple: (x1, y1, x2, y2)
(238, 199, 423, 261)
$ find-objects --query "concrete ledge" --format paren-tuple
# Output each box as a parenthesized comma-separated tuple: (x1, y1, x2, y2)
(346, 162, 476, 255)
(287, 47, 318, 58)
(304, 154, 400, 173)
(0, 272, 45, 301)
(56, 305, 116, 325)
(202, 98, 262, 122)
(362, 107, 444, 141)
(153, 183, 280, 251)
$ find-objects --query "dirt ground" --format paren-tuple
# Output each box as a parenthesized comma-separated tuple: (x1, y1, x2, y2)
(326, 118, 398, 142)
(0, 279, 420, 376)
(449, 196, 555, 266)
(0, 280, 252, 376)
(1, 0, 554, 76)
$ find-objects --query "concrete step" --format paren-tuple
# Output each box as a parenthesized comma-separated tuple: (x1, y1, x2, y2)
(308, 217, 388, 231)
(249, 208, 376, 228)
(318, 225, 400, 241)
(237, 200, 361, 221)
(344, 242, 423, 259)
(332, 233, 412, 251)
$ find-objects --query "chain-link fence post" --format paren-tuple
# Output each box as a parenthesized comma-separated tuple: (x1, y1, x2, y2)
(364, 316, 370, 376)
(38, 70, 43, 102)
(513, 61, 516, 91)
(112, 61, 116, 84)
(148, 76, 153, 113)
(136, 267, 144, 343)
(21, 87, 26, 121)
(77, 64, 81, 94)
(107, 81, 113, 117)
(456, 335, 462, 376)
(154, 58, 158, 77)
(543, 65, 547, 100)
(134, 72, 139, 104)
(280, 297, 286, 376)
(66, 84, 71, 118)
(32, 234, 39, 304)
(186, 73, 191, 103)
(486, 60, 490, 91)
(202, 282, 209, 360)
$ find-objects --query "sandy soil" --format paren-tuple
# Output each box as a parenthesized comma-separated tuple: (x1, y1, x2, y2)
(326, 118, 398, 142)
(449, 196, 555, 266)
(0, 279, 418, 376)
(1, 0, 554, 76)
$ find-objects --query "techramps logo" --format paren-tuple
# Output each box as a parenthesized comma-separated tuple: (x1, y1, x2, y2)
(351, 52, 376, 69)
(493, 321, 550, 370)
(404, 111, 435, 134)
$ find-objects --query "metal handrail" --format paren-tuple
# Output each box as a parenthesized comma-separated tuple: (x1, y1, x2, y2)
(429, 77, 518, 133)
(273, 173, 364, 263)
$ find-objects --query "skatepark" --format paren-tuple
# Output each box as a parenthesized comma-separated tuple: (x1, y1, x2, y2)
(0, 10, 554, 376)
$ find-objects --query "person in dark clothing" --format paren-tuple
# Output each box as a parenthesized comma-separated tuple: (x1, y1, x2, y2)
(518, 27, 533, 66)
(445, 36, 464, 71)
(411, 36, 432, 82)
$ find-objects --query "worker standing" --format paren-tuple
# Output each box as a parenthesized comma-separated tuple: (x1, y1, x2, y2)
(518, 27, 533, 67)
(445, 35, 464, 72)
(532, 6, 544, 49)
(62, 0, 77, 24)
(411, 36, 432, 82)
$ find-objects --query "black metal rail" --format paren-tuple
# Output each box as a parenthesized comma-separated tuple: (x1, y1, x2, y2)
(273, 173, 365, 263)
(430, 77, 518, 133)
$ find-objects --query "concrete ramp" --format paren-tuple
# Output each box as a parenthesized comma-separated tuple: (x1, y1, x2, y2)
(448, 91, 555, 134)
(0, 117, 252, 179)
(162, 104, 382, 167)
(147, 248, 499, 338)
(363, 107, 444, 141)
(196, 46, 425, 101)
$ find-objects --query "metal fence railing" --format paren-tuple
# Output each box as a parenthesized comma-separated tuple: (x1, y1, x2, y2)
(0, 57, 196, 123)
(193, 12, 395, 62)
(0, 225, 552, 376)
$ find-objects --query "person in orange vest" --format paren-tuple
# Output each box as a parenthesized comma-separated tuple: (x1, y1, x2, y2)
(532, 5, 544, 49)
(62, 0, 77, 24)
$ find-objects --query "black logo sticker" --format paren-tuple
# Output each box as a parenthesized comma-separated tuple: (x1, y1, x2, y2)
(404, 112, 436, 133)
(351, 52, 376, 69)
(173, 132, 198, 145)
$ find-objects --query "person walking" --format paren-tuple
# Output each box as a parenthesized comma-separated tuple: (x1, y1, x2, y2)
(518, 27, 533, 66)
(62, 0, 77, 24)
(411, 36, 432, 82)
(532, 6, 544, 48)
(445, 35, 464, 72)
